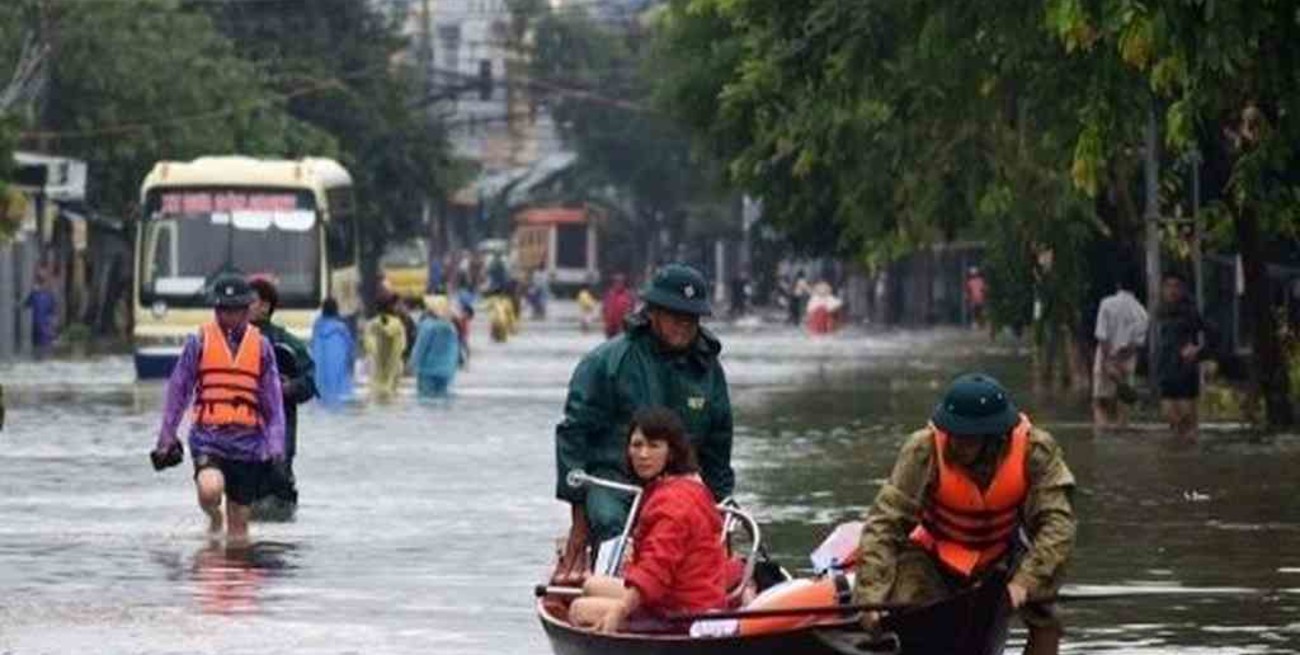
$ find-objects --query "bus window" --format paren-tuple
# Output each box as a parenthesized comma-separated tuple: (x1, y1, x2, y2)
(148, 222, 175, 284)
(327, 209, 356, 269)
(140, 207, 322, 308)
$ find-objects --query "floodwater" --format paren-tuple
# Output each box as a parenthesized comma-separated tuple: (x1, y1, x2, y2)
(1, 304, 1298, 654)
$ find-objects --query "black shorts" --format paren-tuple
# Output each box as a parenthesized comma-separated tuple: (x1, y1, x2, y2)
(193, 454, 272, 506)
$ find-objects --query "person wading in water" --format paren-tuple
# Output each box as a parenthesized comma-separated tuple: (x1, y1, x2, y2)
(247, 276, 316, 517)
(854, 373, 1077, 655)
(150, 273, 286, 541)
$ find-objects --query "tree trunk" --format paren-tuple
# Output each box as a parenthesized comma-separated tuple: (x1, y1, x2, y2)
(1234, 202, 1295, 427)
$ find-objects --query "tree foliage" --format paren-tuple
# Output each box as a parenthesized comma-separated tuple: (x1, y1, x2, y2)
(525, 5, 730, 270)
(654, 0, 1105, 320)
(13, 0, 333, 217)
(198, 0, 461, 259)
(1047, 0, 1299, 424)
(655, 0, 1297, 421)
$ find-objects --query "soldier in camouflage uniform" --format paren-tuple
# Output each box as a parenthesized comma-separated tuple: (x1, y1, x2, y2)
(854, 373, 1076, 655)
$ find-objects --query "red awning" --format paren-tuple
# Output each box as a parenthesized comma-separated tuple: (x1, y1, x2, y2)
(515, 207, 587, 226)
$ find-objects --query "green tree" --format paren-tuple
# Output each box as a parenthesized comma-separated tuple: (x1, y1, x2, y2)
(1048, 1, 1298, 425)
(523, 5, 731, 270)
(199, 0, 461, 299)
(7, 0, 333, 217)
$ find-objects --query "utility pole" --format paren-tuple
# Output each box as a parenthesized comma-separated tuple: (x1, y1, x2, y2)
(419, 0, 434, 100)
(1190, 148, 1204, 315)
(1143, 100, 1161, 386)
(1190, 148, 1205, 391)
(418, 0, 443, 274)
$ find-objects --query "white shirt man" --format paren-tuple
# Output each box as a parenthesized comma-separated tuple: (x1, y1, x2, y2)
(1093, 284, 1149, 427)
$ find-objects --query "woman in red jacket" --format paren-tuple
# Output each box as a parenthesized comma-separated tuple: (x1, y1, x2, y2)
(569, 407, 728, 633)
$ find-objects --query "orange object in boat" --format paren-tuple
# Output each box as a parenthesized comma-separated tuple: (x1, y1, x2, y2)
(736, 573, 850, 636)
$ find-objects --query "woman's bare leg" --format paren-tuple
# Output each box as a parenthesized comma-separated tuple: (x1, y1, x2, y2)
(569, 597, 620, 628)
(582, 575, 625, 598)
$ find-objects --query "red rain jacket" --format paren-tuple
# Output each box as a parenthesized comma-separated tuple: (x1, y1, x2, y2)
(623, 476, 727, 615)
(601, 287, 635, 337)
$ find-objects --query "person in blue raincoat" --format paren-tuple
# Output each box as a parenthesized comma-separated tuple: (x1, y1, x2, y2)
(311, 297, 355, 405)
(408, 295, 461, 397)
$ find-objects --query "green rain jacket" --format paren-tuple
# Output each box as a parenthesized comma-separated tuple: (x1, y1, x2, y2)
(555, 313, 735, 505)
(252, 319, 317, 458)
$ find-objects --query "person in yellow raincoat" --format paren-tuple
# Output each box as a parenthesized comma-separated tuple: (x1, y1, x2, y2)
(576, 287, 598, 333)
(365, 292, 407, 403)
(488, 293, 515, 343)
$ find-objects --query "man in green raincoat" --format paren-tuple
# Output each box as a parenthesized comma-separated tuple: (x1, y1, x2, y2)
(248, 277, 316, 514)
(553, 263, 734, 583)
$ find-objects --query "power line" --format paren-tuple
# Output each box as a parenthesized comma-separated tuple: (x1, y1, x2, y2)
(18, 76, 348, 142)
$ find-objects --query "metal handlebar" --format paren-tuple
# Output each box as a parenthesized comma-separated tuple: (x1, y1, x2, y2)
(718, 505, 762, 603)
(566, 470, 763, 596)
(567, 469, 641, 495)
(566, 470, 644, 576)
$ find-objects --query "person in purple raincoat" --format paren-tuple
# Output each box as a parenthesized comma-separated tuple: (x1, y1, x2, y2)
(150, 272, 285, 541)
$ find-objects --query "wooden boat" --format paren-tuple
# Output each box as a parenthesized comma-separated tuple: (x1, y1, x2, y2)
(542, 473, 1010, 654)
(537, 578, 1010, 655)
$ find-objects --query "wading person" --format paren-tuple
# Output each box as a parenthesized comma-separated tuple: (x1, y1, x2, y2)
(1156, 272, 1210, 442)
(365, 292, 407, 403)
(248, 276, 316, 514)
(854, 373, 1076, 655)
(23, 268, 59, 359)
(568, 407, 726, 634)
(150, 273, 286, 540)
(600, 273, 635, 338)
(1092, 270, 1148, 429)
(554, 263, 734, 584)
(408, 295, 460, 397)
(311, 297, 355, 406)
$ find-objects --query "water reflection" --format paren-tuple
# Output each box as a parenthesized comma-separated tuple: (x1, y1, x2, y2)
(2, 319, 1299, 652)
(188, 541, 295, 615)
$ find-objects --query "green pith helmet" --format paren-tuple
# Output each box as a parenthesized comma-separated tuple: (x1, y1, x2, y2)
(209, 272, 255, 308)
(640, 263, 712, 316)
(931, 373, 1020, 437)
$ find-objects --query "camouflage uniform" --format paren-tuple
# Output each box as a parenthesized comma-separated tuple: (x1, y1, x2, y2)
(853, 424, 1076, 629)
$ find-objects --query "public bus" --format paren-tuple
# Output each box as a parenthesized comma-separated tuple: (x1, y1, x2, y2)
(132, 156, 357, 379)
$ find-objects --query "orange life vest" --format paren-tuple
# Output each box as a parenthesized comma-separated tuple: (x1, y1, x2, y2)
(909, 414, 1032, 577)
(192, 321, 263, 428)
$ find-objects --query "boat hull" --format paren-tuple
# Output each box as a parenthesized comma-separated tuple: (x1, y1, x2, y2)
(540, 602, 858, 655)
(538, 580, 1010, 655)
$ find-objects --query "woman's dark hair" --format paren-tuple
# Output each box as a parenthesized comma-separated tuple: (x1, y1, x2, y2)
(321, 297, 339, 317)
(248, 277, 279, 315)
(625, 406, 698, 479)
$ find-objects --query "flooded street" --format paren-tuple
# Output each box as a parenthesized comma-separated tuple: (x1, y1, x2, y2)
(2, 306, 1298, 654)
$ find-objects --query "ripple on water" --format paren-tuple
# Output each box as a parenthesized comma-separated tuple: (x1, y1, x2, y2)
(2, 314, 1299, 652)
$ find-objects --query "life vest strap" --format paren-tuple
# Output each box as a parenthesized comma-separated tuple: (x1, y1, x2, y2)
(197, 383, 261, 397)
(925, 505, 1020, 536)
(196, 366, 259, 379)
(920, 518, 1018, 549)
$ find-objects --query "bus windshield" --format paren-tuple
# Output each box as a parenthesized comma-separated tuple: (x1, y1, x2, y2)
(140, 188, 321, 308)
